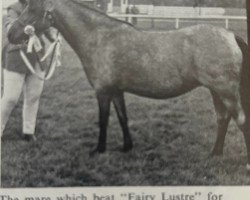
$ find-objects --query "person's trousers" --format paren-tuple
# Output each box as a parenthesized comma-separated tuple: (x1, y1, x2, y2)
(1, 68, 45, 135)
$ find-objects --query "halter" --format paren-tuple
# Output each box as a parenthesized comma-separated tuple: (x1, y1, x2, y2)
(16, 5, 54, 29)
(42, 10, 54, 25)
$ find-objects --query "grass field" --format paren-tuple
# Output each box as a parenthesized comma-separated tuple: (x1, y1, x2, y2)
(1, 19, 250, 187)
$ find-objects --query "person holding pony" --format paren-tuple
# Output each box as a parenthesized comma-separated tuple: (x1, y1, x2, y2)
(1, 0, 58, 141)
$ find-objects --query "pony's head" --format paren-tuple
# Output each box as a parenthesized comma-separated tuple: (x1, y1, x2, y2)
(8, 0, 54, 44)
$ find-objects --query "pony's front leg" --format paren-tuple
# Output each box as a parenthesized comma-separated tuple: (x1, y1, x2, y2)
(90, 92, 112, 155)
(113, 92, 133, 152)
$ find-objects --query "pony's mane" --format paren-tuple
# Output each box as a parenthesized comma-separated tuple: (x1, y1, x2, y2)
(70, 0, 136, 28)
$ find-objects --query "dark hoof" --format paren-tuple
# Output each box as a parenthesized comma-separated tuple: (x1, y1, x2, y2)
(23, 134, 37, 142)
(89, 147, 106, 157)
(211, 149, 223, 157)
(121, 144, 133, 153)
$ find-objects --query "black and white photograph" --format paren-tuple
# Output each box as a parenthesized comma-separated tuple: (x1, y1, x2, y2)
(1, 0, 250, 188)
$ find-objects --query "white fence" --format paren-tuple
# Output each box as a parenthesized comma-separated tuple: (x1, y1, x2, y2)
(117, 5, 232, 16)
(2, 7, 246, 30)
(109, 14, 247, 29)
(134, 6, 226, 16)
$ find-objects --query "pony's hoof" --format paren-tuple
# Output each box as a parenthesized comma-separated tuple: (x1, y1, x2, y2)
(211, 150, 223, 157)
(89, 147, 106, 157)
(121, 144, 133, 153)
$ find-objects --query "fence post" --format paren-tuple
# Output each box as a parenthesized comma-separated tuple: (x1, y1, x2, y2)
(128, 16, 132, 23)
(151, 18, 155, 29)
(225, 18, 229, 29)
(175, 18, 180, 29)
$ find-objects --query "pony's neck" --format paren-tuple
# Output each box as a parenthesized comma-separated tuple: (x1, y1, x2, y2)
(51, 0, 130, 59)
(52, 0, 93, 50)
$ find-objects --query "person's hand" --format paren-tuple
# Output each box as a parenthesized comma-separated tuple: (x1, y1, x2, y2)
(24, 25, 35, 36)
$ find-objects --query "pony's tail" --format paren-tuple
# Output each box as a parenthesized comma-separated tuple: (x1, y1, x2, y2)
(235, 35, 250, 122)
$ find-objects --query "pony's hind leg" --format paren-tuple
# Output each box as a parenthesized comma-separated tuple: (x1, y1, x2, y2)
(235, 101, 250, 170)
(242, 120, 250, 171)
(210, 91, 231, 156)
(113, 92, 133, 152)
(241, 89, 250, 171)
(232, 106, 250, 171)
(218, 90, 250, 169)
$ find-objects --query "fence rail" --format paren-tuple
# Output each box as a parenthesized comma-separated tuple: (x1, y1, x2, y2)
(2, 8, 246, 30)
(108, 14, 247, 29)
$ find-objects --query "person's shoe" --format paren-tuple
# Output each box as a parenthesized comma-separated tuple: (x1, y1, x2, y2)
(23, 134, 37, 142)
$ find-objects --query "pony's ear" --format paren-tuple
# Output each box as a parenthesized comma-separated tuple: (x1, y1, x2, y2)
(44, 0, 55, 12)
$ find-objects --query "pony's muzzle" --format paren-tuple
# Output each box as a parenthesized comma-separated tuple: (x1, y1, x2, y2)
(7, 31, 17, 44)
(8, 24, 29, 44)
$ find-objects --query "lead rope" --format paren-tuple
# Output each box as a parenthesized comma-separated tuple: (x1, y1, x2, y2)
(20, 26, 60, 80)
